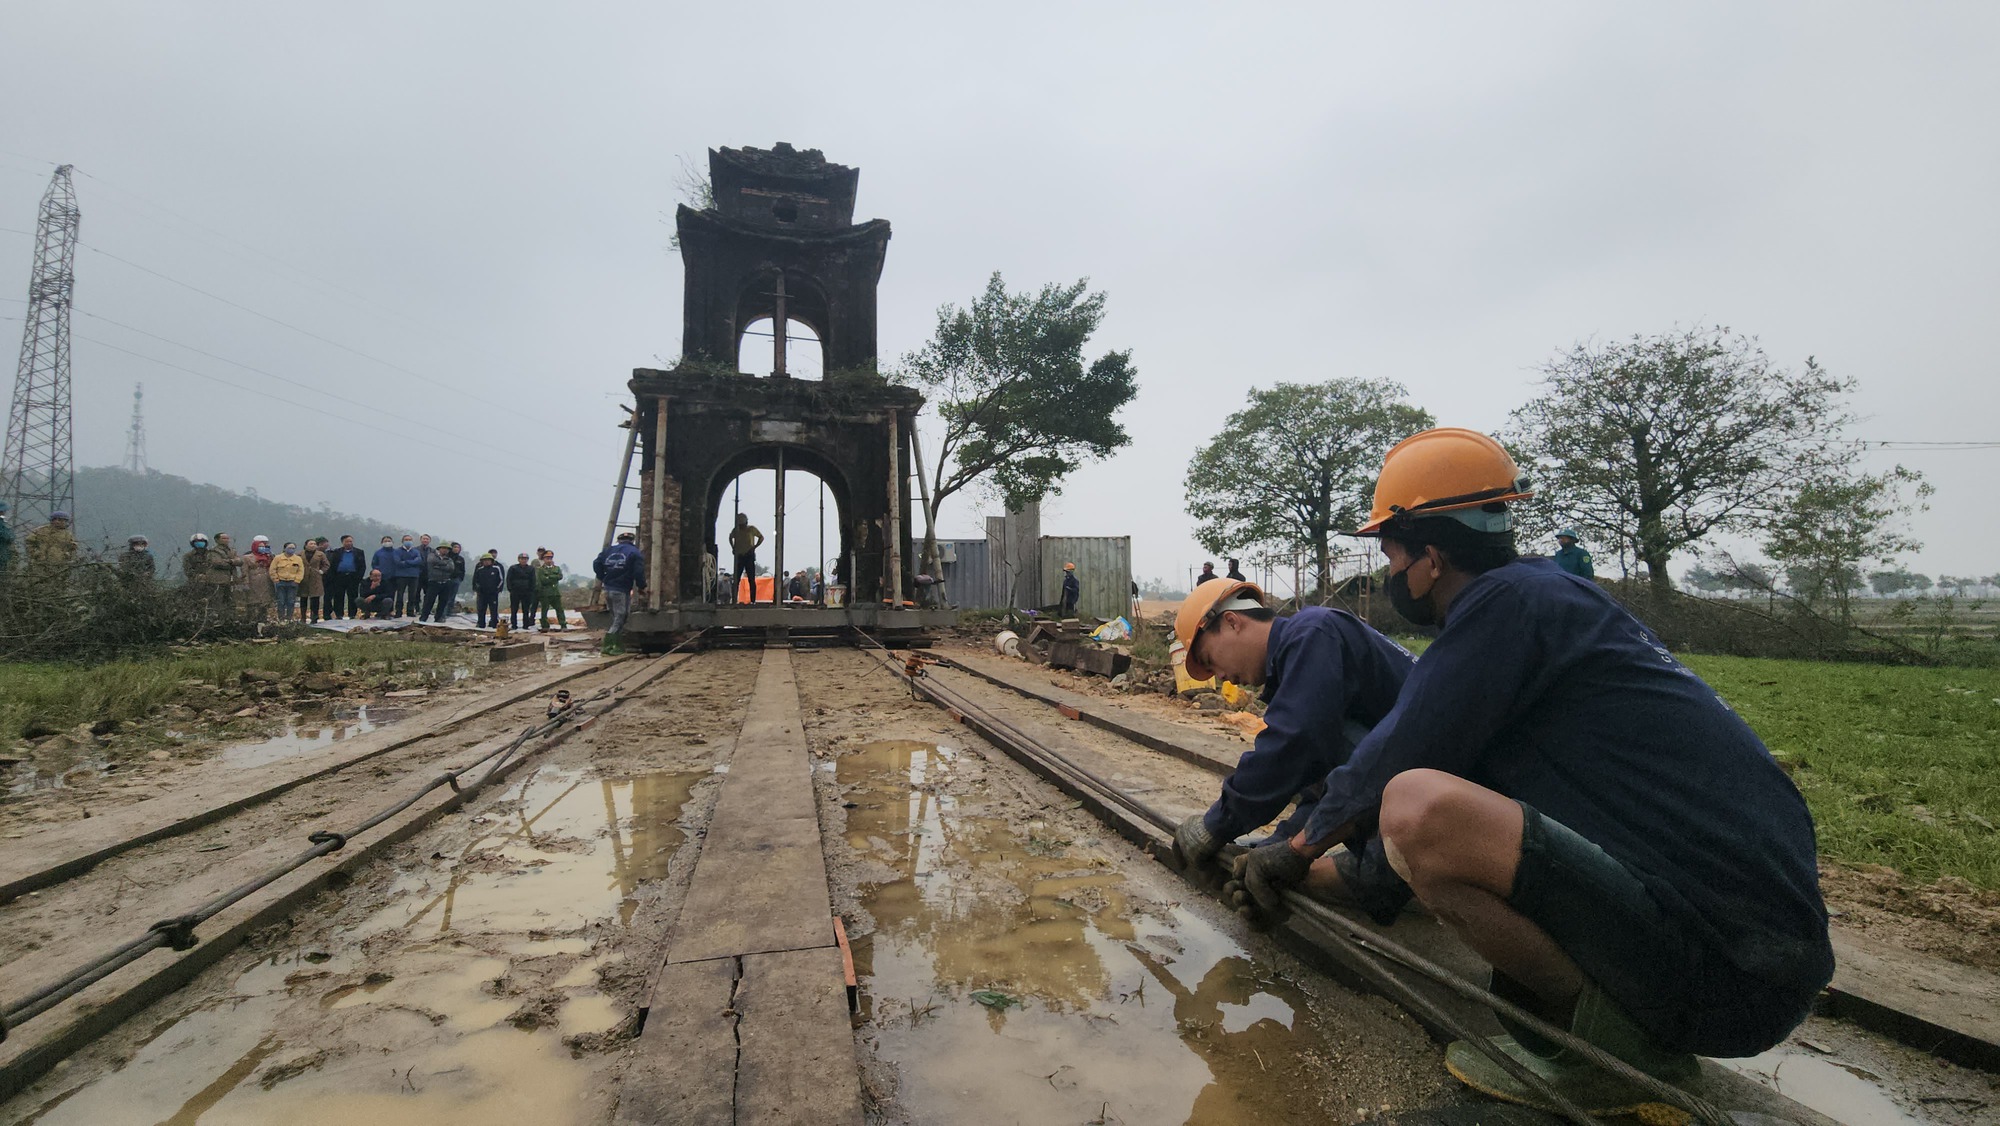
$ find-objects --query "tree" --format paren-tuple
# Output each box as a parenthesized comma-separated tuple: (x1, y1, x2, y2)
(1184, 379, 1432, 595)
(1868, 569, 1932, 597)
(1684, 564, 1727, 593)
(1764, 465, 1930, 624)
(1507, 326, 1854, 592)
(901, 273, 1137, 569)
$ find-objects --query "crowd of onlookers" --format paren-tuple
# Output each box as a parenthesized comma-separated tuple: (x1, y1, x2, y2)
(0, 508, 583, 633)
(171, 533, 579, 630)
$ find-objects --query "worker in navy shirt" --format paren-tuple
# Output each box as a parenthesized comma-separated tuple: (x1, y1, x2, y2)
(1223, 428, 1833, 1115)
(1169, 578, 1415, 921)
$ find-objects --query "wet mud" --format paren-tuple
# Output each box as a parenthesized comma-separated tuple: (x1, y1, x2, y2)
(792, 649, 1454, 1126)
(3, 651, 762, 1126)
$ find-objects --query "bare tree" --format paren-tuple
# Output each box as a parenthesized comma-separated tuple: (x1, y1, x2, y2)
(1507, 325, 1854, 592)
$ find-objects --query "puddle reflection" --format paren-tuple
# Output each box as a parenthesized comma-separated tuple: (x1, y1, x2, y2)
(1722, 1045, 1932, 1126)
(840, 739, 1341, 1125)
(18, 767, 706, 1126)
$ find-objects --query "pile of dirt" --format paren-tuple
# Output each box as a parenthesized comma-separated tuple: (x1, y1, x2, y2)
(1821, 863, 2000, 971)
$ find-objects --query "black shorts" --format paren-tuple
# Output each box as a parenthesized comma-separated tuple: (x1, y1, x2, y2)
(1507, 801, 1819, 1057)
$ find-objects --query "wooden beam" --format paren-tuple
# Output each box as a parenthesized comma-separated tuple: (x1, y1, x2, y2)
(649, 396, 669, 609)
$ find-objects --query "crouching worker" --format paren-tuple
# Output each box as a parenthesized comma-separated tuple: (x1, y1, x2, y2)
(1221, 428, 1833, 1114)
(1168, 577, 1415, 924)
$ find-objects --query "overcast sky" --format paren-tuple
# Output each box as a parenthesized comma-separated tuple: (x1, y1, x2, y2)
(4, 3, 1996, 589)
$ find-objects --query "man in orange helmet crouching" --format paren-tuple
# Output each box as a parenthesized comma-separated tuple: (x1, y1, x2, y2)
(1169, 576, 1416, 922)
(1221, 427, 1833, 1114)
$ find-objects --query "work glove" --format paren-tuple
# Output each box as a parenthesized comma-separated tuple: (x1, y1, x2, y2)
(1223, 839, 1314, 928)
(1171, 814, 1222, 871)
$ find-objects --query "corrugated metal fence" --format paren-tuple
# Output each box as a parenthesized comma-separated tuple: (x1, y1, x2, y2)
(1040, 536, 1132, 620)
(936, 534, 1132, 620)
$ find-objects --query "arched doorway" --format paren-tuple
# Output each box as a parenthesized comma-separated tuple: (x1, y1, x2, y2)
(703, 445, 862, 604)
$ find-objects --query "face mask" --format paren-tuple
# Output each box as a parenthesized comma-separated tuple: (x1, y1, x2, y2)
(1386, 560, 1439, 627)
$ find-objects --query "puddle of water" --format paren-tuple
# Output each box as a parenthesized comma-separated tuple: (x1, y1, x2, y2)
(1722, 1046, 1931, 1126)
(20, 767, 706, 1126)
(556, 993, 623, 1036)
(368, 766, 704, 936)
(216, 706, 405, 770)
(839, 739, 1345, 1125)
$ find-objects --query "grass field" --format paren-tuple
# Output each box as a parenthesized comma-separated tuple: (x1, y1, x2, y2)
(1384, 634, 2000, 886)
(0, 636, 462, 745)
(1683, 655, 2000, 889)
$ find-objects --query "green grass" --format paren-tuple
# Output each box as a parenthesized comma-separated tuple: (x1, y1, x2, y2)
(0, 637, 462, 744)
(1384, 636, 1998, 887)
(1683, 655, 2000, 889)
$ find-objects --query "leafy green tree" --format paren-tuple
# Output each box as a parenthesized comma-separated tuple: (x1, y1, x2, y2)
(1507, 326, 1854, 592)
(1765, 465, 1931, 624)
(1184, 379, 1432, 594)
(902, 273, 1137, 569)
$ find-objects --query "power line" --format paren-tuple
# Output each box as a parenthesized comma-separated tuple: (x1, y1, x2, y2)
(71, 332, 602, 489)
(67, 167, 607, 427)
(78, 242, 600, 441)
(72, 307, 592, 472)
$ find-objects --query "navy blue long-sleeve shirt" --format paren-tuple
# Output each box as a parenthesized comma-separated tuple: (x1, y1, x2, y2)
(1303, 557, 1831, 990)
(1201, 608, 1413, 840)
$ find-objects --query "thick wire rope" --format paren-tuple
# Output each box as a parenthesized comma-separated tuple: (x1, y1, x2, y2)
(858, 638, 1734, 1126)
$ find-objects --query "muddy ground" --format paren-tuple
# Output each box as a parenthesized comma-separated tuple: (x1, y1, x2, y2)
(3, 649, 760, 1126)
(961, 639, 2000, 976)
(793, 646, 1458, 1125)
(5, 639, 1998, 1126)
(1, 634, 602, 834)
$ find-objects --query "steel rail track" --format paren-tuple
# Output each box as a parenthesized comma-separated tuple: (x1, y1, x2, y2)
(0, 652, 650, 905)
(0, 643, 708, 1101)
(854, 642, 1743, 1126)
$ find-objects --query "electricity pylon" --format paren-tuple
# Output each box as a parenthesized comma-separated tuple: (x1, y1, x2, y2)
(123, 382, 147, 473)
(2, 165, 80, 527)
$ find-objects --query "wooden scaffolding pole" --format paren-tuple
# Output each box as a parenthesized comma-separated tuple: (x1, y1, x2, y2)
(648, 397, 668, 610)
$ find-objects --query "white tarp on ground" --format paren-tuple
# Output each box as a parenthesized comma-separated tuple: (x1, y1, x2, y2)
(310, 613, 485, 633)
(309, 615, 599, 635)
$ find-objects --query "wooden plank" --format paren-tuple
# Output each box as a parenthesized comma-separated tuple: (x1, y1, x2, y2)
(0, 655, 640, 904)
(665, 649, 835, 963)
(1826, 929, 2000, 1071)
(667, 814, 831, 963)
(735, 947, 862, 1126)
(616, 959, 737, 1126)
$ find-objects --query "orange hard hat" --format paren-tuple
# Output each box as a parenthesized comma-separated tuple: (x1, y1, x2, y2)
(1175, 579, 1265, 681)
(1354, 428, 1533, 536)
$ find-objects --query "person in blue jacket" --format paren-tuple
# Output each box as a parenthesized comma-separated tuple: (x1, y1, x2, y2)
(370, 537, 401, 613)
(394, 534, 423, 616)
(1059, 562, 1081, 618)
(593, 530, 647, 652)
(1168, 577, 1416, 922)
(1223, 429, 1832, 1114)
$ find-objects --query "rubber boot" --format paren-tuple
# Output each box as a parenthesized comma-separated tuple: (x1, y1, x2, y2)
(601, 632, 624, 656)
(1444, 976, 1698, 1119)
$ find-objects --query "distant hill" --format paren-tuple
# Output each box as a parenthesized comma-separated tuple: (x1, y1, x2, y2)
(64, 466, 412, 571)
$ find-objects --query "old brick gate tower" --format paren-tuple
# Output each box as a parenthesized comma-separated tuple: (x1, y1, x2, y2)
(594, 143, 953, 642)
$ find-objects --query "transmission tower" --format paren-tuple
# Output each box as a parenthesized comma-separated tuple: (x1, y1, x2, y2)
(123, 382, 147, 473)
(2, 165, 80, 528)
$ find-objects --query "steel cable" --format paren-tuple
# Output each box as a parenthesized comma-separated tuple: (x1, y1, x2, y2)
(861, 640, 1732, 1126)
